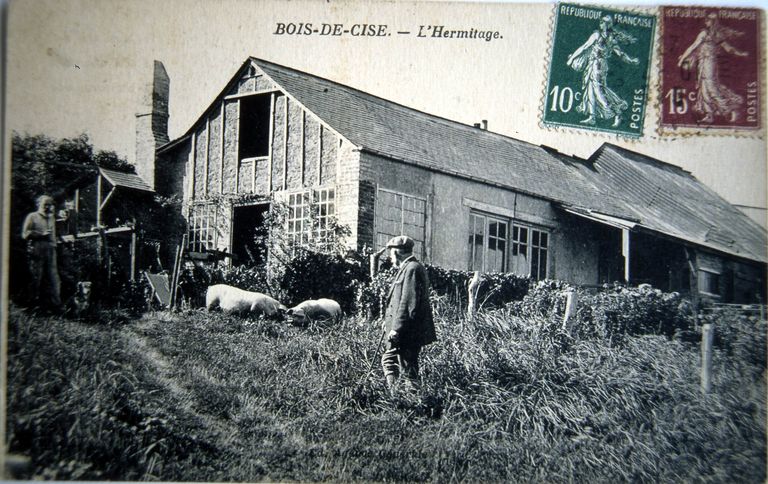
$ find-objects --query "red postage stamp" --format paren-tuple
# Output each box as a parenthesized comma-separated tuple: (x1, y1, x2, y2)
(660, 6, 761, 132)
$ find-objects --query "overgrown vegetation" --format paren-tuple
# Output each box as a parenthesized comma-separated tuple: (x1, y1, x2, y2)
(7, 283, 765, 482)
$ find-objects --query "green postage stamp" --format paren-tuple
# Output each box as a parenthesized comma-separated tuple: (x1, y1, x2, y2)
(543, 3, 656, 137)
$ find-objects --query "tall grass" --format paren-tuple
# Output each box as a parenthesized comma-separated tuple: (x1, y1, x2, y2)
(6, 297, 766, 482)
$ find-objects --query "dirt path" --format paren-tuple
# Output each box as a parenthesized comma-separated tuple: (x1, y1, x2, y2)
(124, 318, 247, 456)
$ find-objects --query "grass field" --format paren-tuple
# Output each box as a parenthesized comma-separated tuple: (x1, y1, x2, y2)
(6, 300, 766, 482)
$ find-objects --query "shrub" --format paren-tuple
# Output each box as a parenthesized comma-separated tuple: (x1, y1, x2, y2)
(578, 284, 695, 344)
(508, 278, 574, 318)
(700, 308, 767, 376)
(427, 266, 531, 309)
(213, 264, 271, 294)
(508, 282, 696, 345)
(354, 267, 396, 318)
(115, 279, 153, 317)
(275, 247, 368, 313)
(356, 265, 532, 320)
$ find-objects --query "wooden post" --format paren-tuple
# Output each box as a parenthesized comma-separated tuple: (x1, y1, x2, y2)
(96, 174, 102, 228)
(102, 228, 111, 290)
(562, 290, 579, 332)
(467, 271, 481, 319)
(283, 97, 288, 190)
(203, 117, 210, 198)
(622, 228, 631, 284)
(701, 323, 713, 394)
(130, 228, 137, 282)
(369, 254, 378, 278)
(168, 244, 182, 310)
(171, 234, 188, 310)
(219, 103, 225, 195)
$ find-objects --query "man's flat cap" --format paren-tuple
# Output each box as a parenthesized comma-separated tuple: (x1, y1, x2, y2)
(386, 235, 414, 250)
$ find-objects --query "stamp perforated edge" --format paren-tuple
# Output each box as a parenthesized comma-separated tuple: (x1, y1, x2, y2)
(538, 2, 658, 141)
(654, 5, 765, 139)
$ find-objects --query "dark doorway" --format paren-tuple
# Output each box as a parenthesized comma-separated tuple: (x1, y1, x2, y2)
(232, 203, 270, 266)
(631, 232, 690, 293)
(597, 225, 624, 284)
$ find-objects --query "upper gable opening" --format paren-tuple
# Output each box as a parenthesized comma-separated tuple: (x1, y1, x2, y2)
(239, 93, 273, 160)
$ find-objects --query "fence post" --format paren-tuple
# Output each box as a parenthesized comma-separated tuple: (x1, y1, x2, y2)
(701, 323, 713, 394)
(369, 254, 378, 278)
(562, 290, 579, 332)
(467, 271, 481, 320)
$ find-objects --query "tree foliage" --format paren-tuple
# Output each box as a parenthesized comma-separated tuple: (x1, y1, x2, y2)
(9, 132, 158, 302)
(11, 132, 135, 225)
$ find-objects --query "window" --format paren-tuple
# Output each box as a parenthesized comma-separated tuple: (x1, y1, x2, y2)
(315, 187, 336, 243)
(468, 210, 550, 280)
(188, 204, 218, 252)
(239, 94, 272, 160)
(510, 225, 529, 275)
(287, 191, 311, 245)
(286, 187, 336, 246)
(698, 269, 721, 296)
(530, 229, 549, 281)
(468, 213, 484, 271)
(376, 188, 427, 258)
(468, 213, 507, 272)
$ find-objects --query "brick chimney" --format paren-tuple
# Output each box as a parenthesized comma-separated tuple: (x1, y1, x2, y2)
(135, 60, 170, 189)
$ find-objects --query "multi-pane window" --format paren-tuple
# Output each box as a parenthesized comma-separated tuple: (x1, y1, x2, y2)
(468, 210, 550, 280)
(468, 213, 507, 272)
(287, 191, 312, 245)
(376, 188, 427, 258)
(510, 225, 529, 275)
(315, 187, 336, 243)
(188, 204, 218, 252)
(530, 229, 549, 280)
(286, 188, 336, 246)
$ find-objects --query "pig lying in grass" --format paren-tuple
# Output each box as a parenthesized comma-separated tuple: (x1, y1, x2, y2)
(287, 298, 343, 325)
(205, 284, 287, 319)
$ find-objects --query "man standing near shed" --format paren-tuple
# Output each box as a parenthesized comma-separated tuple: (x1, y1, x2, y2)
(21, 194, 61, 310)
(380, 235, 436, 394)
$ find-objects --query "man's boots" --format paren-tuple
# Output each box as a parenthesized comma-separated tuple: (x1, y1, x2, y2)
(385, 374, 397, 396)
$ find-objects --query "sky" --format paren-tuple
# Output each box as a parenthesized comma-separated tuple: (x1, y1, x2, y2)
(5, 0, 766, 226)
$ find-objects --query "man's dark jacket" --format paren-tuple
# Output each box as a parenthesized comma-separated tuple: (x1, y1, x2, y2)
(384, 257, 436, 347)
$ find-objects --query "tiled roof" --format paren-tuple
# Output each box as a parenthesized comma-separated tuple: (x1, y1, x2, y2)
(99, 167, 154, 192)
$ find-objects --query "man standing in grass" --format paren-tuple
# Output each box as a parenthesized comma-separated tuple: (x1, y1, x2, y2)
(21, 194, 62, 311)
(380, 235, 436, 394)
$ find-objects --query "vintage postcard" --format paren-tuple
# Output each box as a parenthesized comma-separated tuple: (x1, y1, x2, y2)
(2, 0, 766, 481)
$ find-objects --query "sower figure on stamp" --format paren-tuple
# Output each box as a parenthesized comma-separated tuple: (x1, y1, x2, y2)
(677, 12, 748, 124)
(566, 15, 639, 127)
(21, 194, 62, 310)
(379, 235, 436, 395)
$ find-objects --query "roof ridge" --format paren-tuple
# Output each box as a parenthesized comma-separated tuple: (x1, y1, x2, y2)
(251, 57, 547, 152)
(598, 143, 694, 176)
